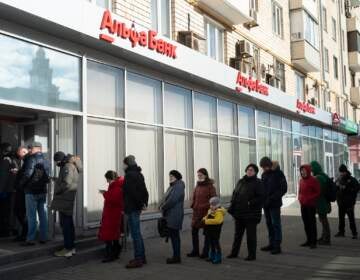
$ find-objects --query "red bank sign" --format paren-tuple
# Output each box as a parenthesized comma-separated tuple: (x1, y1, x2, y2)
(296, 99, 316, 114)
(235, 72, 269, 96)
(99, 10, 177, 59)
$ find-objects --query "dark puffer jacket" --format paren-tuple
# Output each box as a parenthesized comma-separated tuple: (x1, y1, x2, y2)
(336, 171, 360, 208)
(261, 161, 287, 209)
(228, 175, 265, 223)
(51, 156, 82, 216)
(0, 153, 18, 193)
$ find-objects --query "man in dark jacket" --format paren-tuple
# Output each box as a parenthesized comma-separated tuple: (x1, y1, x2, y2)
(335, 164, 360, 239)
(51, 152, 82, 257)
(260, 158, 287, 254)
(122, 155, 149, 269)
(18, 142, 50, 246)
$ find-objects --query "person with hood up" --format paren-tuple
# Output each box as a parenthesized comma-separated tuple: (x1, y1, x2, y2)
(187, 168, 217, 259)
(335, 164, 360, 239)
(299, 165, 321, 249)
(202, 196, 226, 264)
(310, 161, 332, 245)
(259, 158, 288, 255)
(51, 152, 82, 257)
(98, 170, 124, 262)
(227, 164, 265, 261)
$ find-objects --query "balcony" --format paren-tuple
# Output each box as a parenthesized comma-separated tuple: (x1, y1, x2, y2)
(289, 0, 318, 21)
(291, 40, 320, 72)
(197, 0, 254, 26)
(348, 51, 360, 71)
(347, 16, 360, 33)
(351, 87, 360, 106)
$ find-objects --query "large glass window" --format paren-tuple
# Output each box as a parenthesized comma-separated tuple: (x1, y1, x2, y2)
(218, 100, 236, 135)
(0, 34, 81, 111)
(194, 93, 217, 132)
(127, 124, 162, 205)
(239, 139, 257, 173)
(271, 130, 283, 165)
(164, 83, 192, 128)
(205, 21, 224, 62)
(324, 48, 329, 73)
(283, 132, 293, 193)
(304, 12, 319, 49)
(272, 1, 283, 38)
(238, 106, 255, 138)
(87, 61, 124, 117)
(127, 72, 162, 124)
(271, 114, 282, 129)
(295, 73, 305, 101)
(219, 137, 237, 198)
(257, 111, 270, 127)
(151, 0, 170, 37)
(258, 127, 271, 160)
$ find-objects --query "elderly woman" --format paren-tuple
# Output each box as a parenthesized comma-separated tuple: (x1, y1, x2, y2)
(160, 170, 185, 264)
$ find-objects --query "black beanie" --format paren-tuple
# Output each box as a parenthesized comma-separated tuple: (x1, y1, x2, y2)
(339, 164, 348, 173)
(245, 163, 259, 174)
(123, 155, 137, 166)
(259, 156, 272, 168)
(169, 170, 182, 180)
(54, 151, 66, 162)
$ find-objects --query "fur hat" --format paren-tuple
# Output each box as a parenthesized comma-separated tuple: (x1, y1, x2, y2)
(209, 196, 221, 208)
(53, 151, 66, 162)
(339, 164, 348, 173)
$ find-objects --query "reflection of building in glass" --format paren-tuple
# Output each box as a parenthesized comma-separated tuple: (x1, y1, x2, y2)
(29, 48, 59, 105)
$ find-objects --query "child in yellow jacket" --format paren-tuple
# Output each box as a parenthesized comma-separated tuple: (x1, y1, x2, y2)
(202, 196, 226, 264)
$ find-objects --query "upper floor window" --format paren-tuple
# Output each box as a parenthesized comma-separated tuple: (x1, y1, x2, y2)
(333, 56, 338, 79)
(272, 2, 283, 38)
(295, 73, 304, 101)
(336, 96, 340, 113)
(205, 20, 224, 62)
(322, 7, 327, 32)
(324, 48, 329, 73)
(343, 100, 348, 118)
(151, 0, 170, 37)
(332, 17, 337, 41)
(88, 0, 110, 9)
(304, 12, 319, 49)
(274, 60, 286, 91)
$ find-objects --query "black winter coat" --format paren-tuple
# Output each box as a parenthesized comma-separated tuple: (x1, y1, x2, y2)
(228, 175, 265, 223)
(261, 166, 287, 209)
(0, 153, 18, 193)
(123, 165, 148, 214)
(336, 172, 360, 208)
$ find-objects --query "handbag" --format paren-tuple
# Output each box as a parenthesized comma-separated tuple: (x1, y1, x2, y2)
(157, 217, 169, 242)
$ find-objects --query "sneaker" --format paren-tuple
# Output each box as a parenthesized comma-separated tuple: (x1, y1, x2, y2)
(186, 252, 199, 257)
(166, 257, 181, 264)
(260, 245, 273, 252)
(54, 248, 73, 258)
(125, 259, 143, 269)
(334, 232, 345, 238)
(211, 252, 222, 264)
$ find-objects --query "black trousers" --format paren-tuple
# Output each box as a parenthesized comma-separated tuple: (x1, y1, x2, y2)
(230, 219, 257, 258)
(209, 237, 221, 254)
(0, 194, 11, 236)
(14, 191, 28, 239)
(338, 205, 357, 236)
(191, 227, 209, 255)
(59, 212, 75, 250)
(168, 228, 181, 258)
(301, 206, 317, 245)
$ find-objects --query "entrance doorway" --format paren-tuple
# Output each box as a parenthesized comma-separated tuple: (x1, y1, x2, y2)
(325, 153, 334, 179)
(0, 104, 79, 241)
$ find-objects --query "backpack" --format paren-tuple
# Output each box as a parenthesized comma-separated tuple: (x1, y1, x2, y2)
(28, 163, 50, 194)
(325, 177, 337, 202)
(157, 217, 169, 239)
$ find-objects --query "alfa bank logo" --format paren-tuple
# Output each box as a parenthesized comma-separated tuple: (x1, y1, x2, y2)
(99, 10, 177, 59)
(235, 72, 269, 96)
(296, 99, 316, 114)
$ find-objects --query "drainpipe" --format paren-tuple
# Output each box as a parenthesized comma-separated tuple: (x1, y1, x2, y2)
(338, 0, 346, 115)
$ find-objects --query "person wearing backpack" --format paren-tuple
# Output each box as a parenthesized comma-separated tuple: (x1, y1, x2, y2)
(310, 161, 331, 246)
(122, 155, 149, 269)
(335, 164, 360, 239)
(18, 142, 50, 246)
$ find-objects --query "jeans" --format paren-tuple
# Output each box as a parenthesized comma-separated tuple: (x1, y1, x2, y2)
(59, 212, 75, 250)
(168, 228, 181, 258)
(191, 227, 209, 256)
(230, 219, 257, 258)
(127, 211, 145, 261)
(25, 194, 48, 242)
(318, 214, 331, 242)
(338, 206, 357, 236)
(264, 207, 282, 248)
(301, 206, 317, 245)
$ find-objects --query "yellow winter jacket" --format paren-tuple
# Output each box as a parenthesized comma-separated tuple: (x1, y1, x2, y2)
(203, 207, 226, 225)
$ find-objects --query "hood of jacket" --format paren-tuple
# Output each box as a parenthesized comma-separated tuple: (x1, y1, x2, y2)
(310, 161, 323, 176)
(300, 164, 312, 179)
(197, 178, 215, 186)
(68, 156, 83, 173)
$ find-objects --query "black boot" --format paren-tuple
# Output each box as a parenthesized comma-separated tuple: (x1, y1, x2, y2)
(113, 240, 122, 259)
(102, 242, 115, 263)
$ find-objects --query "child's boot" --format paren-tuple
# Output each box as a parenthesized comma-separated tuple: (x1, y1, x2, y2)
(212, 252, 222, 264)
(206, 250, 215, 262)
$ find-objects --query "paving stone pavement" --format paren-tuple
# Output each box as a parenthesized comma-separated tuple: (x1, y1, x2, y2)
(32, 205, 360, 280)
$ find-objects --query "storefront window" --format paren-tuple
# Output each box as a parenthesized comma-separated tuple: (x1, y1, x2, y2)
(238, 105, 255, 138)
(309, 126, 316, 137)
(282, 117, 292, 132)
(164, 129, 192, 199)
(239, 139, 257, 173)
(127, 72, 162, 124)
(302, 137, 310, 163)
(292, 121, 301, 134)
(271, 130, 283, 166)
(324, 129, 332, 140)
(87, 118, 125, 222)
(164, 83, 192, 129)
(283, 132, 294, 193)
(219, 137, 237, 198)
(0, 34, 81, 111)
(257, 111, 270, 127)
(218, 100, 236, 135)
(258, 127, 271, 160)
(194, 93, 217, 132)
(316, 127, 323, 139)
(270, 114, 282, 129)
(301, 124, 309, 136)
(87, 61, 124, 117)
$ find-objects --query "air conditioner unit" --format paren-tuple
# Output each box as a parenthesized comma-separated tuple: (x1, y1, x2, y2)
(229, 57, 242, 70)
(291, 32, 302, 40)
(235, 40, 253, 59)
(178, 31, 202, 51)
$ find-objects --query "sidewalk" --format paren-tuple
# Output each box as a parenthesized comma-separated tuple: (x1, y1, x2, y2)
(32, 204, 360, 280)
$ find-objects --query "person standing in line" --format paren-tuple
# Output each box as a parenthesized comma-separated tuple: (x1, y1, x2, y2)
(227, 164, 265, 261)
(18, 142, 50, 246)
(335, 164, 360, 239)
(51, 152, 82, 257)
(187, 168, 217, 259)
(159, 170, 185, 264)
(122, 155, 149, 269)
(259, 158, 287, 255)
(298, 165, 321, 249)
(13, 146, 29, 242)
(202, 196, 226, 264)
(310, 161, 332, 245)
(98, 171, 124, 262)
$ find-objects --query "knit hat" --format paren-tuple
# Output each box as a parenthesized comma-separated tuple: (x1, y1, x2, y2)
(209, 196, 221, 208)
(339, 164, 348, 173)
(245, 163, 259, 174)
(169, 170, 182, 180)
(123, 155, 137, 166)
(53, 151, 66, 162)
(259, 156, 272, 168)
